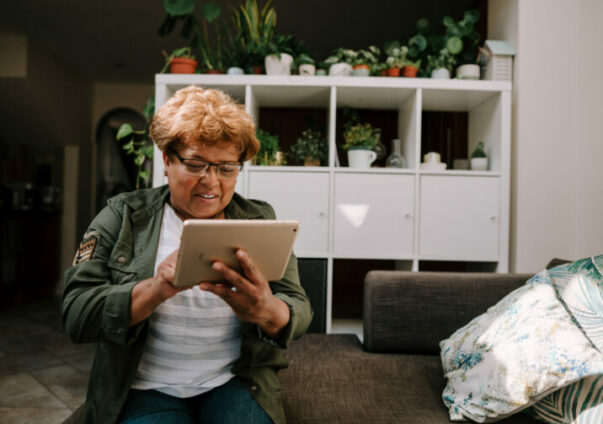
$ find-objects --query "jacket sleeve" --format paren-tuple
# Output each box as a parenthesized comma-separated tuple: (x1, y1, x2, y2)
(256, 206, 313, 348)
(61, 200, 145, 346)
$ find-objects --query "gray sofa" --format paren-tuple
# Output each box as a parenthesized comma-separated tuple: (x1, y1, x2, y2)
(278, 270, 541, 424)
(65, 269, 546, 424)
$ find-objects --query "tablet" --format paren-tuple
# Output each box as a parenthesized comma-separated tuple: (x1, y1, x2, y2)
(172, 219, 300, 287)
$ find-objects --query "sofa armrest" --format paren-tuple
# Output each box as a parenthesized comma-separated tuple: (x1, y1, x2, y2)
(363, 271, 533, 354)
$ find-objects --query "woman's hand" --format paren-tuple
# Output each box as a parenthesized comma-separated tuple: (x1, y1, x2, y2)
(200, 248, 291, 338)
(129, 249, 188, 326)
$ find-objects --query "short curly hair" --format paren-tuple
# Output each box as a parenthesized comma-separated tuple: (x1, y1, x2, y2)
(150, 85, 259, 162)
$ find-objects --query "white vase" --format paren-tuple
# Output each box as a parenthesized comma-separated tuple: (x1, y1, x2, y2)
(347, 149, 377, 168)
(264, 53, 293, 75)
(456, 64, 480, 80)
(431, 68, 451, 79)
(298, 64, 315, 76)
(329, 63, 353, 76)
(226, 67, 244, 75)
(471, 157, 488, 171)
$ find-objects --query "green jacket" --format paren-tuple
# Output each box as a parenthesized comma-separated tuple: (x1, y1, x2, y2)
(61, 185, 312, 424)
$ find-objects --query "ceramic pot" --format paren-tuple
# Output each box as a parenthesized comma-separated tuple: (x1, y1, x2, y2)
(205, 69, 224, 74)
(347, 149, 377, 168)
(304, 157, 321, 166)
(170, 58, 197, 74)
(431, 68, 451, 79)
(386, 68, 401, 77)
(315, 69, 327, 76)
(329, 63, 353, 76)
(402, 66, 418, 77)
(352, 64, 370, 77)
(456, 64, 480, 80)
(471, 157, 488, 171)
(299, 64, 316, 76)
(251, 65, 263, 74)
(226, 67, 244, 75)
(265, 53, 293, 75)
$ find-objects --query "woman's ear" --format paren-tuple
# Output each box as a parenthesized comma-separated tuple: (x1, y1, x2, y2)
(162, 150, 170, 170)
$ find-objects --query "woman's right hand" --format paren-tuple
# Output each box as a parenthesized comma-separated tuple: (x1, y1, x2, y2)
(129, 249, 188, 326)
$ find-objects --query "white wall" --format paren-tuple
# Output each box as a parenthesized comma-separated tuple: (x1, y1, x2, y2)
(490, 0, 603, 272)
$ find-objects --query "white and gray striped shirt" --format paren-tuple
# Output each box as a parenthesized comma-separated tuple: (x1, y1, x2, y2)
(130, 204, 242, 397)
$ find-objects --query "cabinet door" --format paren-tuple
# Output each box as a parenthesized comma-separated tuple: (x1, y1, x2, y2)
(248, 171, 329, 256)
(419, 176, 499, 260)
(333, 173, 414, 258)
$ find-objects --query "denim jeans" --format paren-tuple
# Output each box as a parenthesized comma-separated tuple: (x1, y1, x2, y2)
(117, 377, 273, 424)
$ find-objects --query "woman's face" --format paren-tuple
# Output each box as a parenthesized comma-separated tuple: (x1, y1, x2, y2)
(163, 140, 240, 220)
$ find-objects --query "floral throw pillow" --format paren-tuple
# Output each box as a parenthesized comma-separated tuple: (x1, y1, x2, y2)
(439, 277, 603, 423)
(525, 374, 603, 423)
(546, 255, 603, 351)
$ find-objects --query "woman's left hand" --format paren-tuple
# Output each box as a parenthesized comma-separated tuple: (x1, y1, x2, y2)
(199, 249, 291, 338)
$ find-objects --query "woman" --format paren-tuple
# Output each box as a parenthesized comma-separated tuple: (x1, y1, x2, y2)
(62, 86, 312, 424)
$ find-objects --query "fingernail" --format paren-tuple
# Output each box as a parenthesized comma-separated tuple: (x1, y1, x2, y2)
(212, 262, 221, 271)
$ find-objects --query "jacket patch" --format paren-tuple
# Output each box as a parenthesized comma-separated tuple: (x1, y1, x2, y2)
(73, 237, 98, 265)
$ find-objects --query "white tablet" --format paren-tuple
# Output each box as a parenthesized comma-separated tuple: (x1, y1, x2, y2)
(172, 219, 300, 287)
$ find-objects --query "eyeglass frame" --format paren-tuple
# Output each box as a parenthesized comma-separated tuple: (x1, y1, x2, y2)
(167, 147, 244, 179)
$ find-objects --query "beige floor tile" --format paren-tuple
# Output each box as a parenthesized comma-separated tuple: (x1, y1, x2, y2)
(0, 348, 64, 377)
(0, 407, 71, 424)
(32, 364, 88, 410)
(0, 372, 65, 409)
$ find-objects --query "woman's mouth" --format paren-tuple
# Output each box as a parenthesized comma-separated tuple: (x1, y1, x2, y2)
(196, 193, 218, 200)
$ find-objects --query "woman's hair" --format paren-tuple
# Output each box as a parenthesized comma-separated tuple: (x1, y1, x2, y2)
(150, 85, 259, 162)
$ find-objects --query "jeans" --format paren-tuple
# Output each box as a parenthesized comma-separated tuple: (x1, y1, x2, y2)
(117, 377, 273, 424)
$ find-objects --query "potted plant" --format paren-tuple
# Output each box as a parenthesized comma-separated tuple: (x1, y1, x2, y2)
(231, 0, 277, 74)
(323, 48, 356, 76)
(342, 122, 379, 168)
(351, 46, 380, 77)
(297, 53, 315, 76)
(470, 141, 488, 170)
(290, 129, 328, 166)
(402, 59, 421, 77)
(162, 47, 198, 74)
(255, 128, 282, 166)
(384, 41, 408, 77)
(428, 48, 456, 79)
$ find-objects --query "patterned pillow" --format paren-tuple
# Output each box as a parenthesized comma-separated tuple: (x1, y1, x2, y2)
(546, 255, 603, 351)
(525, 374, 602, 423)
(440, 277, 603, 423)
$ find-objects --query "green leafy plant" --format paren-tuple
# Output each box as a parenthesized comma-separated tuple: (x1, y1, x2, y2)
(290, 129, 328, 164)
(442, 9, 481, 65)
(116, 123, 154, 189)
(160, 46, 197, 73)
(384, 41, 409, 69)
(428, 48, 456, 71)
(255, 128, 281, 165)
(352, 46, 380, 66)
(471, 141, 487, 158)
(323, 48, 357, 67)
(342, 123, 379, 151)
(159, 0, 226, 72)
(231, 0, 277, 70)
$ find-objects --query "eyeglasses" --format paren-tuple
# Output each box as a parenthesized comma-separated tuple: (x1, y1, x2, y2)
(169, 148, 243, 179)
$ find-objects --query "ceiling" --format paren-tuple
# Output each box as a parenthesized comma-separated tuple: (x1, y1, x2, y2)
(0, 0, 484, 83)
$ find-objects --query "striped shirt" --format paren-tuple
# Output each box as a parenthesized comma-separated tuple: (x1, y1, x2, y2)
(130, 204, 242, 397)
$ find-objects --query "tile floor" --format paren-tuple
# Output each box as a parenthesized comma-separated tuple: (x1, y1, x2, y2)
(0, 296, 93, 424)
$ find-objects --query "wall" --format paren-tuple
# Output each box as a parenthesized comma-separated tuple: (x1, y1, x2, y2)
(0, 37, 92, 254)
(489, 0, 603, 272)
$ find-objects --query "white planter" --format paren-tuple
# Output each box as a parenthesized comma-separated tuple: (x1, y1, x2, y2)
(226, 67, 244, 75)
(456, 64, 480, 80)
(315, 69, 327, 76)
(431, 68, 451, 79)
(298, 64, 316, 76)
(352, 66, 370, 77)
(471, 157, 488, 171)
(329, 63, 353, 76)
(347, 149, 377, 168)
(264, 53, 293, 75)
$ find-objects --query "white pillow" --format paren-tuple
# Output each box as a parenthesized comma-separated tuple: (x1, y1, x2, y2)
(440, 278, 603, 423)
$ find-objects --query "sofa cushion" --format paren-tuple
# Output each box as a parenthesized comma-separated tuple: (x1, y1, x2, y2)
(439, 274, 603, 423)
(363, 271, 533, 354)
(280, 334, 539, 424)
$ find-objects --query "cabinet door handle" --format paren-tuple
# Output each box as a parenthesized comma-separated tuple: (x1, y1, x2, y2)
(490, 215, 497, 221)
(404, 212, 412, 219)
(318, 211, 326, 217)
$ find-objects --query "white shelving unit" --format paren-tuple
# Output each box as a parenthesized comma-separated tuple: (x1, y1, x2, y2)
(153, 74, 512, 335)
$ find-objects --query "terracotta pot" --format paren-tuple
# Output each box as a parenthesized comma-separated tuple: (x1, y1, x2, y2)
(205, 69, 224, 74)
(380, 69, 387, 76)
(304, 157, 321, 167)
(251, 65, 264, 74)
(170, 57, 198, 74)
(386, 68, 401, 77)
(402, 66, 418, 78)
